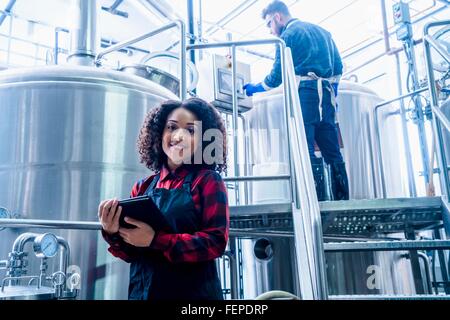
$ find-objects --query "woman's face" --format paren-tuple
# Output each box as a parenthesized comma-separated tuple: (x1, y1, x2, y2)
(162, 107, 201, 170)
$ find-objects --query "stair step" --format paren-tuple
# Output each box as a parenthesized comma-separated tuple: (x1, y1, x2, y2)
(324, 239, 450, 252)
(229, 197, 445, 236)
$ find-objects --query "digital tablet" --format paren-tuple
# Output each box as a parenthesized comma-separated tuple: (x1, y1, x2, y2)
(118, 195, 172, 232)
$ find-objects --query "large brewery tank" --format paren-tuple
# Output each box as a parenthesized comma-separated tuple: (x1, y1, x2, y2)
(0, 66, 177, 299)
(240, 80, 415, 297)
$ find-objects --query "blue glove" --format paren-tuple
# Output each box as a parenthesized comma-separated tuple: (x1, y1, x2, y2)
(243, 82, 266, 97)
(331, 82, 339, 97)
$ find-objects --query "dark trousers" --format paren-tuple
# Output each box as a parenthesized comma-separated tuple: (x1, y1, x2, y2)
(299, 85, 343, 164)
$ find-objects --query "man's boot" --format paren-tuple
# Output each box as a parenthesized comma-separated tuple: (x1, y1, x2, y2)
(330, 162, 349, 200)
(311, 157, 326, 201)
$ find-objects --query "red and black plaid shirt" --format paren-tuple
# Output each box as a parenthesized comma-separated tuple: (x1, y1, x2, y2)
(102, 165, 229, 263)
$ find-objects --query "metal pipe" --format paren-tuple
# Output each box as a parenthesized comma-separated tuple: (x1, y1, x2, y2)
(0, 219, 101, 230)
(417, 252, 434, 295)
(12, 232, 39, 253)
(231, 44, 240, 205)
(101, 0, 128, 18)
(187, 38, 286, 50)
(380, 0, 391, 53)
(433, 229, 450, 293)
(373, 88, 428, 198)
(6, 10, 11, 65)
(106, 0, 123, 11)
(0, 0, 16, 26)
(424, 35, 450, 64)
(407, 38, 432, 188)
(239, 114, 250, 205)
(228, 238, 239, 299)
(395, 52, 417, 197)
(433, 106, 450, 133)
(56, 236, 70, 290)
(373, 104, 388, 198)
(424, 20, 450, 199)
(54, 27, 69, 65)
(375, 87, 429, 109)
(187, 0, 196, 66)
(179, 20, 187, 100)
(95, 21, 179, 63)
(197, 0, 203, 60)
(280, 43, 297, 207)
(67, 0, 98, 66)
(436, 0, 450, 5)
(285, 48, 328, 300)
(95, 19, 187, 99)
(231, 45, 240, 177)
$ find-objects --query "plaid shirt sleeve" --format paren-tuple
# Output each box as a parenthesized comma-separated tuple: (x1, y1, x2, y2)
(149, 171, 229, 263)
(101, 178, 150, 263)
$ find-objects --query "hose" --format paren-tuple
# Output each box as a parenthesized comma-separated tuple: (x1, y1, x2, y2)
(254, 290, 300, 300)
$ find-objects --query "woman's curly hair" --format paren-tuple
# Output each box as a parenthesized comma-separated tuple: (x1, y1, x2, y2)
(137, 98, 227, 173)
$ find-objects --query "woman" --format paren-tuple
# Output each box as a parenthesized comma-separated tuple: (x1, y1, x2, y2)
(98, 98, 229, 300)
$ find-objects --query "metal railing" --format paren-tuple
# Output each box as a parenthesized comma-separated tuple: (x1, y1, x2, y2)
(423, 20, 450, 200)
(95, 20, 187, 100)
(374, 87, 429, 198)
(187, 40, 327, 300)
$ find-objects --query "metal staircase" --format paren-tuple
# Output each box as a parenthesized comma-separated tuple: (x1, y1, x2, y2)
(204, 19, 450, 300)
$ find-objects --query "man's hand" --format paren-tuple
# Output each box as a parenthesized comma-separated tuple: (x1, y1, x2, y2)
(243, 82, 266, 97)
(119, 217, 156, 247)
(331, 82, 339, 97)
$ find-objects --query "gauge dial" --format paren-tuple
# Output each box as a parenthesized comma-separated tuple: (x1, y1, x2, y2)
(34, 233, 59, 258)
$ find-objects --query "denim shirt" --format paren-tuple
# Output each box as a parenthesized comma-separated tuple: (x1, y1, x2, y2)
(263, 19, 343, 90)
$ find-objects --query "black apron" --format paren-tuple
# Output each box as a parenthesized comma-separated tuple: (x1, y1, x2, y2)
(128, 171, 224, 300)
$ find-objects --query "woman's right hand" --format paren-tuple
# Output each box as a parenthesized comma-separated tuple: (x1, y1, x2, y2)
(98, 199, 122, 235)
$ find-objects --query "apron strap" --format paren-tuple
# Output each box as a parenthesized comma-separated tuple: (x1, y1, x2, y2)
(146, 174, 160, 193)
(297, 72, 339, 121)
(182, 170, 197, 192)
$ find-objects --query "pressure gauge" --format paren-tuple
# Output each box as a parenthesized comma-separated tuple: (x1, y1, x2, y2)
(0, 207, 9, 218)
(33, 233, 59, 258)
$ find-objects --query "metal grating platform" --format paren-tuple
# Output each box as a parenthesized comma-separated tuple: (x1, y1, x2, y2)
(229, 197, 445, 237)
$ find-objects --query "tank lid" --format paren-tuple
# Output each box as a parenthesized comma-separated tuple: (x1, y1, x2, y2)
(0, 286, 55, 300)
(0, 66, 179, 100)
(338, 80, 380, 97)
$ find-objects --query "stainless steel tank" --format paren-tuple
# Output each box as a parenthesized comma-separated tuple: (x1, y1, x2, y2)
(0, 66, 177, 299)
(240, 80, 415, 297)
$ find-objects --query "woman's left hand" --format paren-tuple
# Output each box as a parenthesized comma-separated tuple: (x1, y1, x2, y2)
(119, 217, 156, 247)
